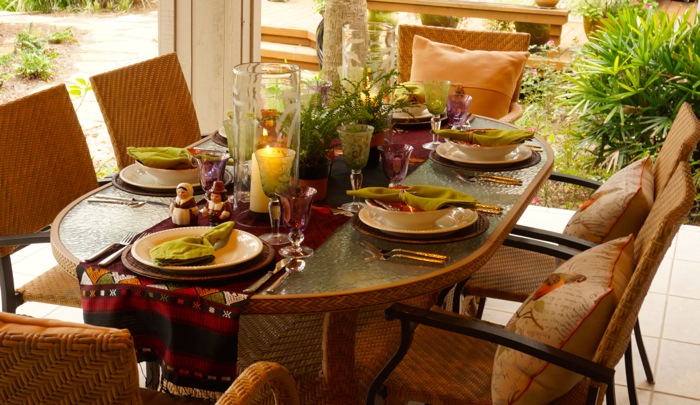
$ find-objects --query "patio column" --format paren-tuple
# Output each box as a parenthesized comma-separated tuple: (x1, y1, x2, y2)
(158, 0, 261, 133)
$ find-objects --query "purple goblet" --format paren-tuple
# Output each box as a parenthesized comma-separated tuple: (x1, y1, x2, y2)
(378, 144, 414, 188)
(276, 186, 317, 259)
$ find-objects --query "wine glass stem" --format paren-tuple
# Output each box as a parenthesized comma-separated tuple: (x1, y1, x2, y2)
(431, 115, 442, 144)
(288, 230, 304, 254)
(350, 169, 363, 205)
(268, 197, 282, 235)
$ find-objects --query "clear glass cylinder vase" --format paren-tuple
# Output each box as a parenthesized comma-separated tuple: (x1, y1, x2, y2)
(341, 21, 396, 92)
(231, 62, 301, 217)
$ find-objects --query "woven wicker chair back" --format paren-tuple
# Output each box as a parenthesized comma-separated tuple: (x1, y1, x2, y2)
(90, 53, 202, 169)
(594, 160, 695, 370)
(0, 312, 142, 404)
(653, 102, 700, 198)
(397, 24, 531, 103)
(0, 85, 98, 258)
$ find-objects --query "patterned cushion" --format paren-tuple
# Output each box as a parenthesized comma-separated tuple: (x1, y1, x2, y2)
(491, 235, 634, 405)
(564, 156, 653, 244)
(409, 35, 529, 119)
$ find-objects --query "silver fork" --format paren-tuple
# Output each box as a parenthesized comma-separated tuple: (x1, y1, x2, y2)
(98, 232, 140, 267)
(360, 241, 447, 264)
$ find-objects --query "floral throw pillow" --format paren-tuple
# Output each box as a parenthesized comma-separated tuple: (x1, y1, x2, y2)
(491, 234, 635, 405)
(564, 156, 653, 244)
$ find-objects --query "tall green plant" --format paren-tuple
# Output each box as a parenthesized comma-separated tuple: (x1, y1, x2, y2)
(562, 8, 698, 169)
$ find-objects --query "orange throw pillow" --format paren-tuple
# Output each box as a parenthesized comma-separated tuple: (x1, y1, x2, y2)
(409, 35, 530, 119)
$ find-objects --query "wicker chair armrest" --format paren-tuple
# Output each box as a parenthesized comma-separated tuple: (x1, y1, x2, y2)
(549, 172, 603, 190)
(384, 303, 615, 385)
(510, 225, 598, 251)
(498, 101, 524, 124)
(218, 361, 300, 405)
(502, 234, 583, 260)
(0, 230, 50, 248)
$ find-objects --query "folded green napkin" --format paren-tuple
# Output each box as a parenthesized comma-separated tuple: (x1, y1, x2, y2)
(433, 129, 535, 146)
(394, 82, 426, 104)
(127, 147, 193, 169)
(347, 185, 478, 211)
(149, 222, 235, 266)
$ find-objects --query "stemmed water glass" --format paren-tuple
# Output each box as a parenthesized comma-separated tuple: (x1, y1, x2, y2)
(338, 124, 374, 213)
(421, 80, 451, 150)
(378, 143, 413, 188)
(254, 147, 296, 245)
(276, 186, 317, 259)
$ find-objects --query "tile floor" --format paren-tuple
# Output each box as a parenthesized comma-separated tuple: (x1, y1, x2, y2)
(9, 205, 700, 404)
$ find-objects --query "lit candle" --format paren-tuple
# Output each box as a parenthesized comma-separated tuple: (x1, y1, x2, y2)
(249, 152, 270, 214)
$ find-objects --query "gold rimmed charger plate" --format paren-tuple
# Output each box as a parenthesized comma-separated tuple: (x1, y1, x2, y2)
(131, 227, 263, 273)
(435, 142, 533, 166)
(352, 210, 489, 244)
(121, 242, 274, 282)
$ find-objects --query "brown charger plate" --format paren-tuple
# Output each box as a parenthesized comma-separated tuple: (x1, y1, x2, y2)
(352, 211, 489, 244)
(113, 169, 233, 197)
(428, 149, 541, 172)
(121, 242, 274, 282)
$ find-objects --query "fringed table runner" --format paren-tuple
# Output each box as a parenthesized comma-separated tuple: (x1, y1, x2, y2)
(76, 205, 350, 393)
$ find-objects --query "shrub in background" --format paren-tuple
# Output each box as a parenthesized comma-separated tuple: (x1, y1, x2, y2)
(562, 8, 698, 168)
(562, 7, 700, 219)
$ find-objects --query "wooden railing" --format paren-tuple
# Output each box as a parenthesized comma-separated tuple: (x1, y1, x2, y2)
(367, 0, 570, 44)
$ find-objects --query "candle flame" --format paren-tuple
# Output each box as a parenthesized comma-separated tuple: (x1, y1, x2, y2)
(262, 128, 268, 137)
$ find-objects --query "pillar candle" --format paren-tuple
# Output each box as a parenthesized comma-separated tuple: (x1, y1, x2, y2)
(249, 152, 270, 214)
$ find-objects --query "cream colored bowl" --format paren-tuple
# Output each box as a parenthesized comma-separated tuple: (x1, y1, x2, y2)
(365, 200, 455, 230)
(446, 139, 520, 161)
(137, 162, 199, 186)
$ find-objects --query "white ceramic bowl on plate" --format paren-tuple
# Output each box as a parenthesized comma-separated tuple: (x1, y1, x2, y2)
(365, 200, 455, 230)
(136, 162, 199, 186)
(445, 139, 520, 161)
(392, 104, 429, 120)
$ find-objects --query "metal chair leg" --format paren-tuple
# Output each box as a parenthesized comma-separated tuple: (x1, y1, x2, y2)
(634, 320, 655, 383)
(625, 344, 639, 405)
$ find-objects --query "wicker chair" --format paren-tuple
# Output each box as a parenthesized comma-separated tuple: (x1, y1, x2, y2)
(397, 24, 531, 124)
(0, 85, 99, 313)
(367, 160, 696, 405)
(456, 102, 700, 400)
(90, 52, 202, 170)
(0, 311, 299, 405)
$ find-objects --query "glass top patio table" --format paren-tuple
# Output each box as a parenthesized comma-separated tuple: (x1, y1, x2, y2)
(50, 116, 552, 403)
(51, 115, 552, 313)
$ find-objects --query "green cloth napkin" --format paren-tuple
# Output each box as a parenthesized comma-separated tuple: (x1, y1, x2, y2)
(433, 129, 535, 146)
(127, 147, 193, 169)
(394, 82, 426, 104)
(149, 222, 235, 266)
(347, 185, 478, 211)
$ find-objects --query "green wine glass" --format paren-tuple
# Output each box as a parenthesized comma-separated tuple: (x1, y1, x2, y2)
(422, 80, 451, 150)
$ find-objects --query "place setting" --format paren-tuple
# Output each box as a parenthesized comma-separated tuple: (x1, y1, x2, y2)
(112, 146, 233, 196)
(428, 127, 542, 171)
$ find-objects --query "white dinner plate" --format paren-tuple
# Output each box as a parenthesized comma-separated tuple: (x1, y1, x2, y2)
(131, 227, 263, 271)
(392, 110, 432, 120)
(119, 163, 200, 190)
(358, 206, 478, 239)
(218, 126, 227, 139)
(435, 142, 533, 165)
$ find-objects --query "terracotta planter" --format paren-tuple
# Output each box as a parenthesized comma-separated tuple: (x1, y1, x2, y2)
(583, 16, 608, 39)
(299, 156, 332, 201)
(514, 22, 551, 46)
(534, 0, 559, 8)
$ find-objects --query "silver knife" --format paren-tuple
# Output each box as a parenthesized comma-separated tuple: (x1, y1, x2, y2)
(89, 195, 170, 207)
(243, 257, 292, 293)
